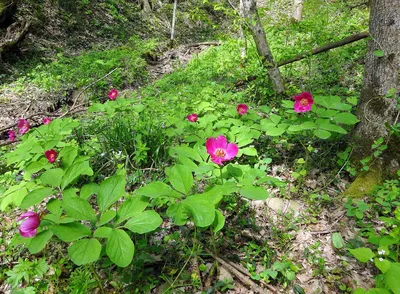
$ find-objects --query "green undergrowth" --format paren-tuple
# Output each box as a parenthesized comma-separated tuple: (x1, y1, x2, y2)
(0, 2, 378, 293)
(2, 36, 157, 99)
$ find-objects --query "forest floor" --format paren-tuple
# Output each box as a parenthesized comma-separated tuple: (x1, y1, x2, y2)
(0, 1, 381, 292)
(1, 45, 375, 292)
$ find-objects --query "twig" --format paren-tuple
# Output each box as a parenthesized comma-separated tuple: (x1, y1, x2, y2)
(309, 229, 338, 235)
(0, 112, 59, 133)
(184, 41, 222, 47)
(217, 253, 277, 292)
(309, 213, 345, 235)
(226, 0, 239, 14)
(22, 101, 32, 116)
(205, 248, 272, 293)
(0, 139, 20, 147)
(313, 148, 353, 194)
(69, 67, 119, 111)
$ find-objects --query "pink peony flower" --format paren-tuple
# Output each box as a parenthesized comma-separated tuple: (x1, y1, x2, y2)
(293, 92, 314, 113)
(45, 149, 58, 163)
(8, 130, 15, 142)
(187, 114, 198, 122)
(43, 117, 52, 125)
(17, 119, 30, 135)
(237, 104, 249, 115)
(18, 212, 40, 238)
(108, 89, 118, 100)
(205, 135, 239, 166)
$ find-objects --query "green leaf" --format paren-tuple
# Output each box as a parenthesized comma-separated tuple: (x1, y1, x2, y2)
(124, 210, 163, 234)
(169, 146, 203, 162)
(313, 129, 331, 139)
(287, 125, 302, 132)
(0, 185, 28, 211)
(213, 210, 225, 232)
(241, 147, 258, 156)
(116, 196, 149, 224)
(333, 113, 359, 125)
(166, 164, 193, 195)
(374, 258, 391, 273)
(46, 198, 62, 216)
(68, 239, 102, 265)
(98, 210, 116, 226)
(281, 100, 294, 108)
(332, 232, 345, 249)
(136, 181, 181, 199)
(20, 187, 54, 209)
(373, 50, 384, 57)
(315, 109, 339, 118)
(59, 146, 78, 167)
(347, 97, 358, 105)
(167, 196, 215, 227)
(265, 126, 286, 136)
(63, 188, 78, 200)
(51, 223, 91, 242)
(25, 158, 52, 174)
(61, 161, 93, 189)
(366, 289, 391, 294)
(106, 229, 134, 267)
(93, 227, 112, 238)
(319, 123, 347, 134)
(300, 121, 317, 130)
(80, 183, 99, 201)
(62, 197, 96, 221)
(349, 247, 376, 262)
(97, 175, 126, 212)
(40, 169, 64, 187)
(385, 263, 400, 294)
(239, 186, 269, 200)
(269, 114, 281, 124)
(27, 230, 53, 254)
(260, 119, 277, 131)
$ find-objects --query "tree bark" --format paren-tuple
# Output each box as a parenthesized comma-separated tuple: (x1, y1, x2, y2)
(241, 0, 285, 94)
(346, 0, 400, 196)
(292, 0, 304, 22)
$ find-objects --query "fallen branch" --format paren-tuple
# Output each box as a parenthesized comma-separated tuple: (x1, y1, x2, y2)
(219, 254, 277, 292)
(278, 31, 370, 67)
(185, 41, 221, 47)
(205, 248, 273, 293)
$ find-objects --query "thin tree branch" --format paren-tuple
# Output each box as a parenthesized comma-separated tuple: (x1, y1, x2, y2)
(278, 31, 370, 67)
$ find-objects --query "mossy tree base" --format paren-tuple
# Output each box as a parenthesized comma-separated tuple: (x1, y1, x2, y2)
(344, 168, 382, 198)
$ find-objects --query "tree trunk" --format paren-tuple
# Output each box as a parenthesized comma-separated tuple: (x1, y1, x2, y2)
(346, 0, 400, 197)
(292, 0, 304, 22)
(241, 0, 285, 94)
(140, 0, 152, 13)
(170, 0, 177, 47)
(238, 0, 247, 64)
